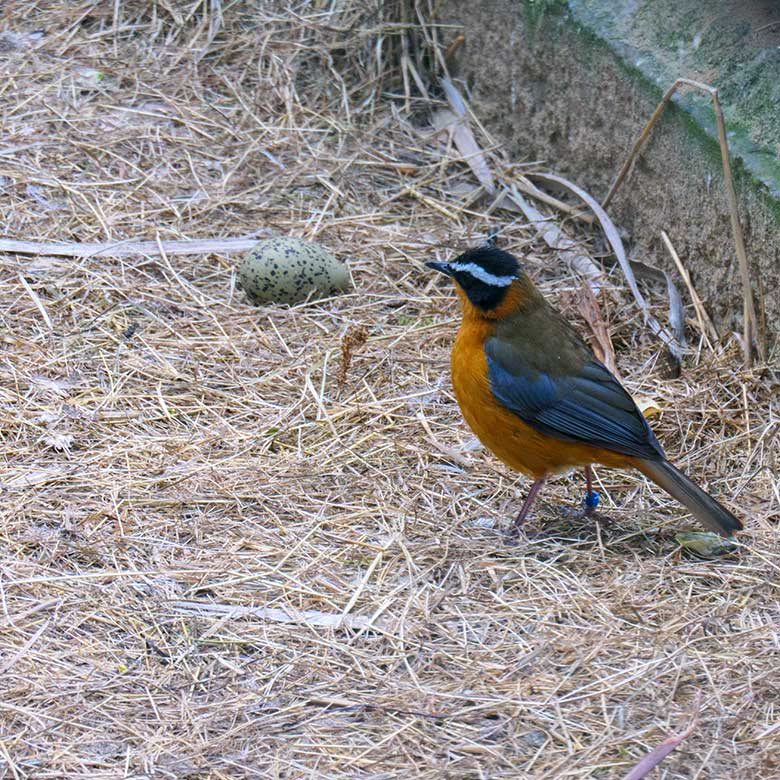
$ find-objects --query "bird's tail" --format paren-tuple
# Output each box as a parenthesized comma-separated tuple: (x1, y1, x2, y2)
(637, 459, 743, 537)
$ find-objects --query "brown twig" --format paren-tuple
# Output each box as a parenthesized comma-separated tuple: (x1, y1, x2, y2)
(337, 323, 369, 387)
(511, 176, 596, 225)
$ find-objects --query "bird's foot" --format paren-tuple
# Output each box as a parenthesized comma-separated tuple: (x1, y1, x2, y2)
(552, 494, 609, 524)
(505, 518, 528, 545)
(505, 522, 548, 545)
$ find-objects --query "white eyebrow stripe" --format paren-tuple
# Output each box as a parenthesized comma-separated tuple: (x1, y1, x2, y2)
(450, 262, 515, 287)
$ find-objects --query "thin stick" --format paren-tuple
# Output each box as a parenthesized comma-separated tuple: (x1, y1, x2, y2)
(661, 230, 719, 347)
(709, 87, 762, 364)
(17, 273, 53, 330)
(602, 77, 762, 365)
(512, 177, 595, 224)
(0, 236, 264, 258)
(601, 79, 680, 211)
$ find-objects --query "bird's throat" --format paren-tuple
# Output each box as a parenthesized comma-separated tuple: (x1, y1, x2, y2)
(455, 278, 538, 322)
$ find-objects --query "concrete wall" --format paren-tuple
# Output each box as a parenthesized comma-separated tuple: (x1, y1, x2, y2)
(440, 0, 779, 349)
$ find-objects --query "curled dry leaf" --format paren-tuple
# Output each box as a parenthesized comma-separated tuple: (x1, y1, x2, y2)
(337, 323, 369, 387)
(629, 258, 688, 364)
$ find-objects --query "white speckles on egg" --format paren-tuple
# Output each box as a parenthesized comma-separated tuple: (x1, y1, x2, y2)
(237, 237, 351, 305)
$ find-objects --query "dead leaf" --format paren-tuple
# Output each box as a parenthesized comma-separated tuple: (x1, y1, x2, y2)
(34, 410, 60, 424)
(507, 185, 604, 290)
(170, 600, 391, 632)
(337, 324, 368, 387)
(29, 374, 79, 396)
(3, 469, 67, 489)
(435, 78, 495, 194)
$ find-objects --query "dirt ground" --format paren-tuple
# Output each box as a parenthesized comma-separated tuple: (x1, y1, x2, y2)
(0, 2, 778, 779)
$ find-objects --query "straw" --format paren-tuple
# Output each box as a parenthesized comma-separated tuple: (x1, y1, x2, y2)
(0, 2, 775, 777)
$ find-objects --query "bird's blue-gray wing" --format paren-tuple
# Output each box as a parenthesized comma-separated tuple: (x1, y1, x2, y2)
(484, 338, 664, 461)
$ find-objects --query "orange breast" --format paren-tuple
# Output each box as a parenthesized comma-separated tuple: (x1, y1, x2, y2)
(451, 318, 634, 478)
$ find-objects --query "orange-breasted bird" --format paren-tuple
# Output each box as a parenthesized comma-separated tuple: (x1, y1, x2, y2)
(427, 245, 742, 537)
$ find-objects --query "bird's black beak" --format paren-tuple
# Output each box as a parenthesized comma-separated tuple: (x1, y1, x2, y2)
(426, 261, 454, 276)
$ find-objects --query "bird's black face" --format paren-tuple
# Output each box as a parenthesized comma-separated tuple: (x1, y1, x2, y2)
(427, 246, 521, 310)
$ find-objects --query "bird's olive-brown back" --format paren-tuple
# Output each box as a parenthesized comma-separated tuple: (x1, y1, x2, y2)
(490, 275, 593, 380)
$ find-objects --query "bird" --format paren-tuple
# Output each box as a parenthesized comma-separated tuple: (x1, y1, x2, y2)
(427, 244, 743, 537)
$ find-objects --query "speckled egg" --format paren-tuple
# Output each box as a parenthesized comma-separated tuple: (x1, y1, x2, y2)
(237, 237, 351, 305)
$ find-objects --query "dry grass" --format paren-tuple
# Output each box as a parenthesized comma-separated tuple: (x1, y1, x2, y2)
(0, 2, 778, 778)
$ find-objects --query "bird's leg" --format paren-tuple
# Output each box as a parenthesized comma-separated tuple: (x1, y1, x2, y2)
(584, 465, 599, 515)
(513, 478, 545, 530)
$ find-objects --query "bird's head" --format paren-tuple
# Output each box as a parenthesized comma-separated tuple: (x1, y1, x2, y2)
(427, 246, 525, 316)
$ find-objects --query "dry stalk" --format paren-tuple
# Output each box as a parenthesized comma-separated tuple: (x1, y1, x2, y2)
(661, 230, 720, 348)
(0, 236, 264, 258)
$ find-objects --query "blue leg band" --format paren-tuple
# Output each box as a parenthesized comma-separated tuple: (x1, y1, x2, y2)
(585, 490, 599, 509)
